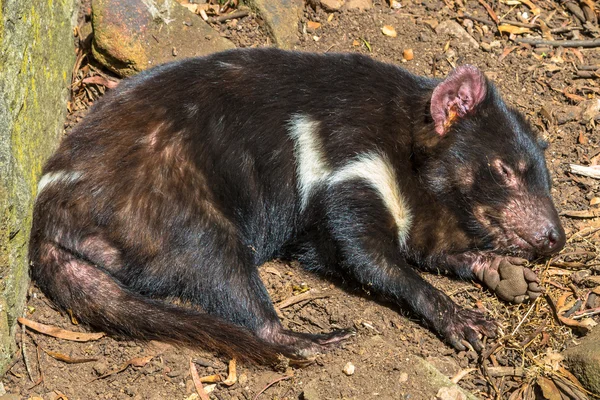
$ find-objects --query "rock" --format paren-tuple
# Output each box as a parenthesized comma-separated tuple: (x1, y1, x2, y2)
(342, 361, 355, 375)
(246, 0, 303, 49)
(562, 327, 600, 394)
(345, 0, 373, 10)
(0, 395, 21, 400)
(0, 0, 76, 376)
(320, 0, 345, 11)
(91, 0, 235, 76)
(435, 20, 479, 50)
(302, 380, 321, 400)
(436, 386, 466, 400)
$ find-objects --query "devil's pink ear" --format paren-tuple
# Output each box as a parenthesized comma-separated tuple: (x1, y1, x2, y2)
(430, 65, 487, 136)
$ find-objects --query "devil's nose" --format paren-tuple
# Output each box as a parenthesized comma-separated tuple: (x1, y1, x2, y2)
(538, 225, 566, 255)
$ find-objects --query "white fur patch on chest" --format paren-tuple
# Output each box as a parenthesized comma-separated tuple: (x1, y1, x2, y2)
(37, 170, 83, 195)
(329, 153, 412, 246)
(288, 114, 332, 210)
(287, 114, 412, 245)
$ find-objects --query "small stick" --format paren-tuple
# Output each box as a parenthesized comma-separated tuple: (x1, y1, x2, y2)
(572, 306, 600, 319)
(487, 366, 524, 377)
(519, 319, 548, 347)
(206, 10, 249, 24)
(576, 70, 600, 78)
(21, 325, 34, 382)
(577, 64, 600, 70)
(511, 296, 539, 336)
(276, 290, 330, 310)
(253, 375, 293, 400)
(514, 37, 600, 48)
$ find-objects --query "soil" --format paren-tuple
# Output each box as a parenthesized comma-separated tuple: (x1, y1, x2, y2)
(2, 0, 600, 399)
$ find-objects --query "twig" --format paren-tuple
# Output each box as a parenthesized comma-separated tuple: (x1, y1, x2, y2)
(487, 366, 524, 377)
(572, 306, 600, 319)
(519, 319, 548, 347)
(253, 375, 293, 400)
(206, 10, 249, 24)
(21, 325, 34, 382)
(514, 37, 600, 47)
(571, 164, 600, 179)
(478, 0, 499, 24)
(511, 296, 539, 336)
(276, 290, 330, 310)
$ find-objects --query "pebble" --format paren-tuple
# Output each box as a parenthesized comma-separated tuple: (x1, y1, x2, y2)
(342, 361, 355, 375)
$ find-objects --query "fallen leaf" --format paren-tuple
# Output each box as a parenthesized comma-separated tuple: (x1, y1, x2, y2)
(498, 24, 531, 34)
(180, 3, 198, 13)
(307, 21, 321, 31)
(537, 376, 562, 400)
(519, 0, 541, 15)
(422, 18, 438, 29)
(359, 37, 372, 52)
(18, 318, 105, 342)
(199, 374, 221, 383)
(478, 0, 499, 24)
(222, 358, 237, 386)
(190, 359, 210, 400)
(130, 355, 154, 367)
(45, 350, 98, 364)
(539, 20, 553, 40)
(381, 25, 397, 37)
(352, 39, 360, 46)
(82, 76, 119, 89)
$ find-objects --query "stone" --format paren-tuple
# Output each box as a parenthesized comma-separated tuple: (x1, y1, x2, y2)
(0, 0, 76, 375)
(320, 0, 345, 11)
(345, 0, 373, 10)
(562, 327, 600, 394)
(246, 0, 303, 49)
(91, 0, 235, 77)
(435, 20, 479, 50)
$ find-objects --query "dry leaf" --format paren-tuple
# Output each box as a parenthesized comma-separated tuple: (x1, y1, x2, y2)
(130, 355, 154, 367)
(45, 350, 98, 364)
(190, 359, 210, 400)
(537, 377, 562, 400)
(352, 39, 360, 46)
(498, 24, 531, 34)
(381, 25, 397, 37)
(423, 18, 438, 29)
(82, 76, 119, 89)
(18, 318, 105, 342)
(222, 358, 237, 386)
(520, 0, 541, 14)
(538, 20, 553, 40)
(307, 21, 321, 31)
(199, 374, 222, 383)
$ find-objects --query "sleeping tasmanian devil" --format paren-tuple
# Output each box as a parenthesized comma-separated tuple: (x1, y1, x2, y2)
(29, 48, 565, 364)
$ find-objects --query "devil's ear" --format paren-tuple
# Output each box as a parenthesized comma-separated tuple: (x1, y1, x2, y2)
(430, 65, 487, 136)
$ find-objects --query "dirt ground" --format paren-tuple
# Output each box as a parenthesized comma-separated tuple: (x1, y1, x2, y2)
(2, 0, 600, 399)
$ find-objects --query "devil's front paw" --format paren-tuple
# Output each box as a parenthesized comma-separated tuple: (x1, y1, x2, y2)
(479, 257, 542, 303)
(441, 307, 498, 352)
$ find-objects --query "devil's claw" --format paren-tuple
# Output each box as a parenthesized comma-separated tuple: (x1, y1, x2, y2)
(441, 308, 498, 352)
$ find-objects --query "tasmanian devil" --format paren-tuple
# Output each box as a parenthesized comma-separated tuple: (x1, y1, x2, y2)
(29, 48, 565, 364)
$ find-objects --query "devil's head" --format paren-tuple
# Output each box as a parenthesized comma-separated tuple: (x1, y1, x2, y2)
(418, 65, 565, 259)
